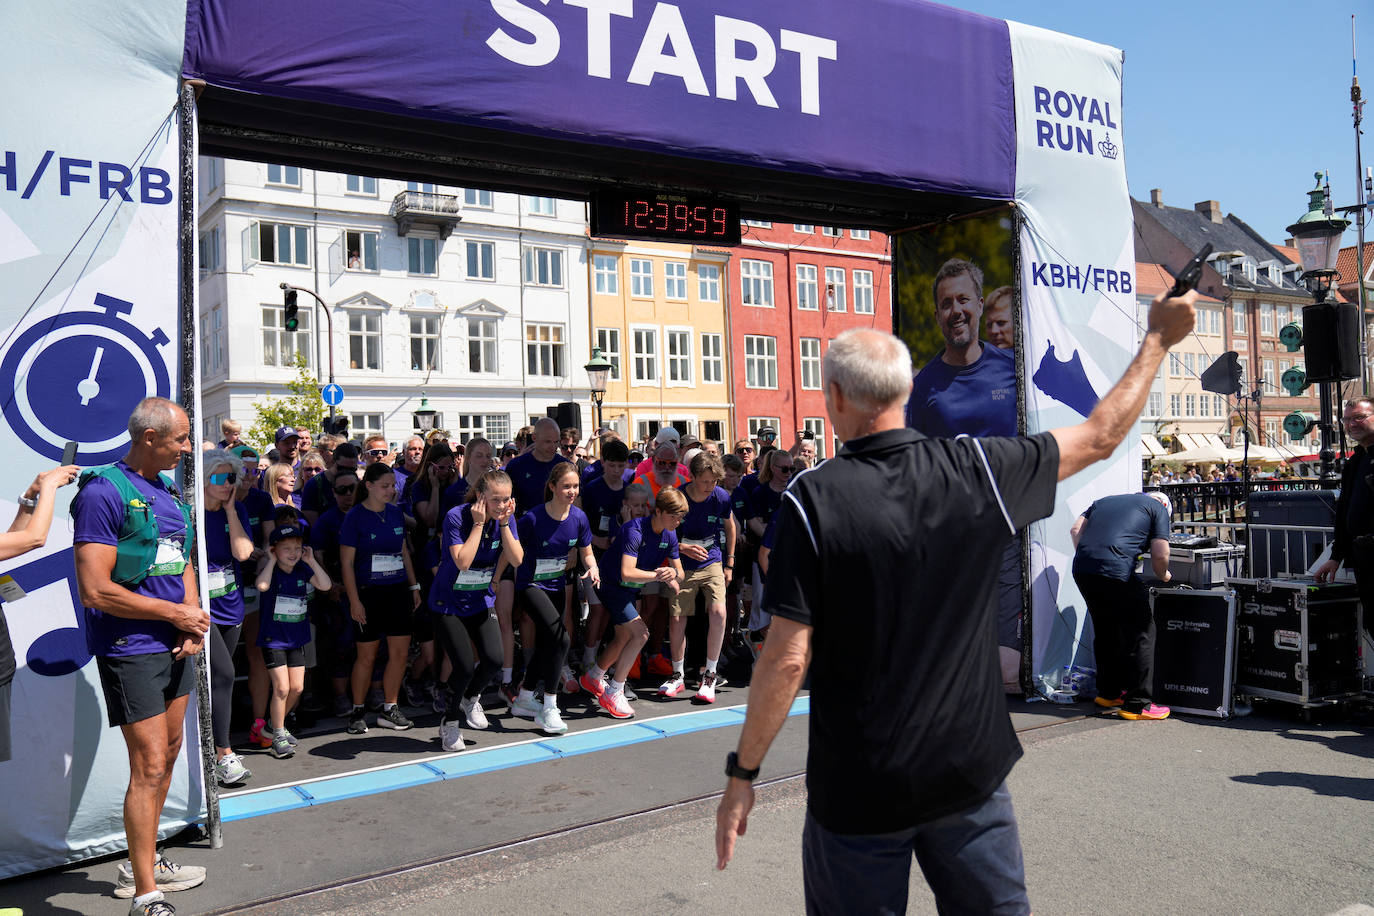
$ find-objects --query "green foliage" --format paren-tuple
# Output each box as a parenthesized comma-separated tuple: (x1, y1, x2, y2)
(246, 353, 324, 452)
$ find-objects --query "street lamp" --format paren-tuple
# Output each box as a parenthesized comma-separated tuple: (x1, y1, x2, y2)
(413, 392, 437, 433)
(584, 347, 612, 444)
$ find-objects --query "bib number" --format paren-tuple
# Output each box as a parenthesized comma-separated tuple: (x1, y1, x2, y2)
(371, 553, 404, 577)
(455, 567, 495, 591)
(206, 567, 237, 599)
(273, 595, 308, 623)
(681, 536, 713, 551)
(149, 538, 186, 577)
(534, 557, 566, 581)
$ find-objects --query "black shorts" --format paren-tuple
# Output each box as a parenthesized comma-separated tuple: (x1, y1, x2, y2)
(263, 646, 307, 669)
(412, 605, 435, 643)
(0, 680, 11, 763)
(96, 651, 195, 727)
(354, 582, 415, 642)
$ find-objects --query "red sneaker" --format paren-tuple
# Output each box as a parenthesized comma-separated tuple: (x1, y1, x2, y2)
(579, 671, 606, 699)
(597, 689, 634, 719)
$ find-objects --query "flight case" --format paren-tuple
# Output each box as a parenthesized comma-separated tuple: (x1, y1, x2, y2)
(1149, 587, 1237, 718)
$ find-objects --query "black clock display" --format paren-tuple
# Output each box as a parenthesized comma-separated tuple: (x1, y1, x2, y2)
(590, 189, 741, 244)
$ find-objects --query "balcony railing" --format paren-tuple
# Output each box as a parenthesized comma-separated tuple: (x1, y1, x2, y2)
(390, 191, 462, 239)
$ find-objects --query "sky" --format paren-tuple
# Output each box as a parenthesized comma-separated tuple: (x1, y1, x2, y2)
(946, 1, 1372, 248)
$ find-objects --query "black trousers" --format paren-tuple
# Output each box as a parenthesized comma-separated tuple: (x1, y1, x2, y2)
(1348, 535, 1374, 642)
(208, 622, 241, 748)
(433, 611, 503, 713)
(519, 585, 571, 693)
(1074, 572, 1154, 711)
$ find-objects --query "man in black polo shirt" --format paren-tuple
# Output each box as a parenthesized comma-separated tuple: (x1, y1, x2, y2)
(1315, 397, 1374, 647)
(715, 288, 1196, 914)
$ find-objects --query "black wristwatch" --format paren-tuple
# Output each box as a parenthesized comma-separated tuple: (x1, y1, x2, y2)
(724, 751, 760, 782)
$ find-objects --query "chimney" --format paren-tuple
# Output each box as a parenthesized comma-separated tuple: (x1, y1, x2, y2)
(1150, 188, 1163, 207)
(1194, 200, 1223, 224)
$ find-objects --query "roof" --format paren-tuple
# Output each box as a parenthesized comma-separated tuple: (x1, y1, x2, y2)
(1272, 243, 1300, 263)
(1134, 261, 1223, 303)
(1336, 241, 1374, 286)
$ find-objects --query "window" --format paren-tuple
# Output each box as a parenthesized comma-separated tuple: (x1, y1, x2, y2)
(701, 333, 723, 384)
(1169, 353, 1182, 377)
(741, 219, 771, 228)
(854, 269, 875, 314)
(594, 255, 619, 294)
(630, 259, 654, 297)
(1169, 393, 1181, 417)
(198, 227, 221, 276)
(1214, 395, 1225, 417)
(1276, 304, 1290, 329)
(266, 164, 300, 187)
(467, 317, 498, 374)
(702, 420, 723, 442)
(825, 267, 847, 311)
(345, 230, 379, 272)
(632, 326, 658, 383)
(465, 240, 495, 280)
(244, 221, 310, 267)
(463, 188, 493, 209)
(1265, 419, 1279, 444)
(1262, 359, 1275, 393)
(850, 229, 871, 240)
(199, 305, 224, 374)
(350, 414, 383, 444)
(794, 224, 813, 234)
(665, 329, 691, 384)
(748, 417, 781, 437)
(596, 327, 622, 381)
(1243, 260, 1257, 283)
(796, 264, 818, 310)
(261, 305, 311, 368)
(1237, 356, 1249, 381)
(523, 247, 563, 287)
(1233, 302, 1247, 334)
(410, 314, 441, 371)
(526, 196, 557, 216)
(1199, 394, 1210, 417)
(407, 237, 438, 275)
(348, 311, 382, 370)
(201, 157, 221, 192)
(1278, 360, 1290, 396)
(1185, 393, 1197, 417)
(407, 181, 436, 193)
(799, 337, 822, 389)
(453, 413, 509, 444)
(741, 260, 774, 307)
(345, 174, 377, 196)
(1182, 353, 1195, 376)
(698, 264, 720, 301)
(821, 226, 842, 237)
(635, 419, 663, 443)
(744, 335, 778, 389)
(1260, 302, 1274, 335)
(1146, 391, 1163, 417)
(664, 261, 687, 300)
(803, 418, 827, 458)
(525, 323, 566, 377)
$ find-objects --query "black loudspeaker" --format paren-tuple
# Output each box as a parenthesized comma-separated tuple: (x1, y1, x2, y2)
(1302, 302, 1361, 382)
(1200, 351, 1243, 396)
(546, 401, 582, 433)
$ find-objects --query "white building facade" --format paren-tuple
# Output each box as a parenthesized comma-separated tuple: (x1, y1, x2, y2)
(197, 159, 594, 449)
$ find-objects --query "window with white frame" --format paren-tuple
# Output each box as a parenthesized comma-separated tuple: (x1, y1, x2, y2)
(748, 417, 780, 438)
(198, 227, 221, 276)
(245, 221, 310, 267)
(594, 255, 619, 294)
(1182, 353, 1195, 377)
(1169, 393, 1180, 417)
(525, 323, 566, 377)
(452, 413, 509, 445)
(407, 181, 436, 193)
(261, 305, 312, 368)
(664, 261, 687, 300)
(349, 414, 383, 443)
(825, 267, 847, 311)
(1146, 391, 1163, 417)
(523, 247, 563, 287)
(596, 327, 622, 381)
(1260, 302, 1274, 335)
(632, 326, 658, 383)
(853, 269, 875, 314)
(744, 335, 778, 389)
(666, 329, 691, 384)
(741, 219, 771, 228)
(803, 418, 827, 457)
(821, 226, 841, 237)
(347, 311, 383, 370)
(698, 264, 720, 301)
(850, 229, 871, 240)
(630, 259, 653, 297)
(466, 317, 498, 374)
(463, 188, 493, 209)
(741, 259, 773, 307)
(266, 164, 300, 187)
(345, 230, 379, 271)
(1276, 304, 1291, 329)
(526, 196, 556, 216)
(345, 174, 377, 196)
(1185, 393, 1197, 417)
(199, 305, 224, 374)
(1169, 353, 1182, 377)
(1214, 395, 1225, 418)
(409, 314, 441, 371)
(1233, 302, 1247, 334)
(799, 337, 822, 389)
(1262, 358, 1275, 392)
(693, 332, 722, 386)
(407, 237, 438, 276)
(794, 224, 814, 234)
(1237, 356, 1249, 381)
(1265, 419, 1279, 443)
(465, 240, 494, 280)
(796, 264, 818, 310)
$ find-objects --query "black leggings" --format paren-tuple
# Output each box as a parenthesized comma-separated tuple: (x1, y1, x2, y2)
(519, 585, 571, 693)
(433, 611, 503, 712)
(208, 622, 241, 749)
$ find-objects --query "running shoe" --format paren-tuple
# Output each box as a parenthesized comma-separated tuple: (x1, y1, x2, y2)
(1118, 703, 1170, 720)
(694, 672, 719, 704)
(376, 705, 414, 730)
(500, 682, 521, 707)
(403, 679, 428, 708)
(646, 654, 674, 677)
(332, 694, 353, 718)
(269, 734, 294, 758)
(431, 683, 448, 715)
(128, 891, 177, 915)
(347, 709, 369, 735)
(561, 664, 581, 694)
(597, 690, 634, 719)
(439, 719, 464, 752)
(281, 728, 298, 747)
(1093, 692, 1125, 709)
(658, 673, 686, 698)
(579, 671, 607, 699)
(213, 753, 251, 786)
(115, 855, 207, 898)
(510, 693, 542, 720)
(622, 685, 639, 702)
(535, 705, 568, 734)
(459, 696, 489, 730)
(247, 718, 266, 747)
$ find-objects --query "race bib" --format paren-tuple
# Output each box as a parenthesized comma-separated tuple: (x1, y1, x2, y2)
(681, 536, 714, 551)
(371, 553, 404, 577)
(455, 567, 495, 591)
(150, 538, 186, 577)
(534, 557, 567, 581)
(273, 594, 308, 622)
(596, 514, 612, 535)
(206, 567, 237, 599)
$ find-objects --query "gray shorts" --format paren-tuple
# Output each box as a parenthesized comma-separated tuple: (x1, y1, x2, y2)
(95, 651, 195, 728)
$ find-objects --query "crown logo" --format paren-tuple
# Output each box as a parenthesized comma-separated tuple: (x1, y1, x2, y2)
(1098, 133, 1119, 160)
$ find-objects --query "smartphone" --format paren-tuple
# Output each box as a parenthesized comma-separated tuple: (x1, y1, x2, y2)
(61, 440, 78, 466)
(800, 430, 814, 440)
(1167, 243, 1213, 298)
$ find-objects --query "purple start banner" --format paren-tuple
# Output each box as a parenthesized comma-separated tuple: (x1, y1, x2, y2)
(183, 0, 1014, 199)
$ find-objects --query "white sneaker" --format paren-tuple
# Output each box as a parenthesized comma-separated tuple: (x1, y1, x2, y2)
(622, 685, 639, 702)
(658, 673, 686, 697)
(695, 671, 718, 704)
(439, 719, 464, 752)
(536, 704, 568, 734)
(561, 664, 581, 694)
(460, 696, 489, 730)
(511, 693, 541, 720)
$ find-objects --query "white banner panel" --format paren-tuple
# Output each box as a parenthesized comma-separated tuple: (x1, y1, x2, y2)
(1009, 22, 1138, 690)
(0, 0, 196, 878)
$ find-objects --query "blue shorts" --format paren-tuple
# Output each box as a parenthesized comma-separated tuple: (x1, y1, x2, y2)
(597, 585, 642, 626)
(801, 781, 1029, 916)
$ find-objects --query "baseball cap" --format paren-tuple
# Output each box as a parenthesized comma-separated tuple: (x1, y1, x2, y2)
(500, 441, 519, 456)
(654, 426, 680, 445)
(755, 425, 777, 440)
(270, 524, 305, 545)
(275, 426, 301, 445)
(230, 444, 259, 462)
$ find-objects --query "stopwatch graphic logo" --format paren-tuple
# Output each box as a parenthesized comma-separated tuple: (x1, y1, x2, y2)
(0, 292, 172, 465)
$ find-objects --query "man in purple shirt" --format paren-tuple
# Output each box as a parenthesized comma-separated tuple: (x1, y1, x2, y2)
(72, 397, 209, 911)
(505, 417, 570, 515)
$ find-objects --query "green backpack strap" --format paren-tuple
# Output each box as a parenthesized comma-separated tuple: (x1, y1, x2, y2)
(77, 464, 192, 586)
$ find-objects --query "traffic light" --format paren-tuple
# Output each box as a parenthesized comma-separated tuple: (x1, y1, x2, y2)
(283, 288, 299, 333)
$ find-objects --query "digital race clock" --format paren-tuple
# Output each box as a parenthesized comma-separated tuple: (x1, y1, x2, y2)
(590, 188, 741, 245)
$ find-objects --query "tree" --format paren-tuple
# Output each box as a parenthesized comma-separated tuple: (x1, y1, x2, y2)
(247, 353, 325, 452)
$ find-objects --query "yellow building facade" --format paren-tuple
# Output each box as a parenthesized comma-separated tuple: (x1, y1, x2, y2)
(588, 239, 734, 450)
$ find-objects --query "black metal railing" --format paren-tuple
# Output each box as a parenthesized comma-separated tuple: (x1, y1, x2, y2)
(1147, 479, 1333, 542)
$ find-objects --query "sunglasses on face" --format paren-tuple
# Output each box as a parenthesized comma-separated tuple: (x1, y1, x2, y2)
(302, 466, 322, 475)
(334, 484, 354, 494)
(207, 472, 238, 485)
(737, 447, 755, 454)
(366, 449, 388, 458)
(774, 465, 794, 475)
(560, 444, 577, 452)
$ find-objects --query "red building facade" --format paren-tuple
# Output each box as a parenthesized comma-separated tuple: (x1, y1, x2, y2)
(727, 222, 892, 458)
